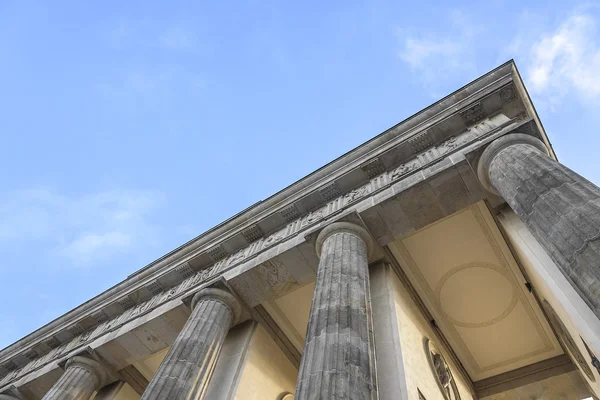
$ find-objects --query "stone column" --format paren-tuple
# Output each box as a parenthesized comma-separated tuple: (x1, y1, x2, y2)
(0, 393, 20, 400)
(295, 222, 377, 400)
(478, 133, 600, 319)
(42, 355, 108, 400)
(140, 288, 241, 400)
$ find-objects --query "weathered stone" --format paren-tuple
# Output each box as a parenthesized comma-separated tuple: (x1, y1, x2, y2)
(42, 356, 108, 400)
(0, 388, 22, 400)
(369, 263, 409, 400)
(478, 133, 600, 318)
(140, 288, 240, 400)
(295, 222, 377, 400)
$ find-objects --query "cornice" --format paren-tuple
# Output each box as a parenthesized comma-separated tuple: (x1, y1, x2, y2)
(0, 61, 535, 383)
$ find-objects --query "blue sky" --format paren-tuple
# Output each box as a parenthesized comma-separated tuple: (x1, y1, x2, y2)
(1, 0, 600, 349)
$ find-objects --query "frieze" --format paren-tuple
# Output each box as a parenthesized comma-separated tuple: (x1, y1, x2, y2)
(390, 160, 420, 182)
(0, 117, 510, 389)
(345, 186, 370, 204)
(302, 206, 328, 228)
(0, 261, 221, 387)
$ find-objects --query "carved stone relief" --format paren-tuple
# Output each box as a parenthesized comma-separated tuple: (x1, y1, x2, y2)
(500, 85, 517, 103)
(390, 160, 419, 182)
(344, 185, 369, 204)
(302, 206, 327, 227)
(424, 338, 460, 400)
(257, 258, 294, 292)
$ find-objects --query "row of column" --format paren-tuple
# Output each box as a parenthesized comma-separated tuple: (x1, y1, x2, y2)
(6, 133, 600, 399)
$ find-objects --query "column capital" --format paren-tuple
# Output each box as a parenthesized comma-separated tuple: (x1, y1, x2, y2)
(477, 133, 549, 194)
(191, 288, 242, 324)
(65, 355, 108, 388)
(315, 221, 373, 258)
(142, 287, 237, 399)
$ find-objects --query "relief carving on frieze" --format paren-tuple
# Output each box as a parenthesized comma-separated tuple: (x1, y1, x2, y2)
(390, 160, 419, 182)
(262, 228, 286, 248)
(302, 206, 327, 228)
(344, 185, 370, 204)
(0, 262, 221, 387)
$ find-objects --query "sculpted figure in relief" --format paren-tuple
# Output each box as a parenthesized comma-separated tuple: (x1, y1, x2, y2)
(425, 339, 460, 400)
(390, 161, 418, 181)
(433, 353, 453, 398)
(345, 185, 369, 204)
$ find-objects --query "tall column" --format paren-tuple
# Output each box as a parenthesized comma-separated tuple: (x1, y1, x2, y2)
(0, 395, 20, 400)
(140, 288, 241, 400)
(42, 356, 108, 400)
(295, 222, 377, 400)
(0, 392, 21, 400)
(478, 133, 600, 319)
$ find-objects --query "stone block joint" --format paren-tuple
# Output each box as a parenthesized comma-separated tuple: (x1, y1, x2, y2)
(478, 132, 600, 319)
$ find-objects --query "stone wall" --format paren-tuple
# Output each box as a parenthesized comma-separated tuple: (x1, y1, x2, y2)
(233, 324, 298, 399)
(499, 209, 600, 397)
(389, 268, 474, 399)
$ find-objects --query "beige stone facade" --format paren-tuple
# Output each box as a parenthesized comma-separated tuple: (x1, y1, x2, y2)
(2, 61, 600, 399)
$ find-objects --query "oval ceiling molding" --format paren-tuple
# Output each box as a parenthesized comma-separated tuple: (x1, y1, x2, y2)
(434, 262, 518, 328)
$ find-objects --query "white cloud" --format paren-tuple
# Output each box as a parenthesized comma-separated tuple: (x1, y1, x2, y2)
(523, 13, 600, 106)
(397, 10, 480, 89)
(400, 37, 464, 71)
(106, 19, 199, 53)
(61, 232, 131, 263)
(397, 7, 600, 106)
(0, 188, 164, 266)
(97, 19, 206, 109)
(158, 27, 196, 51)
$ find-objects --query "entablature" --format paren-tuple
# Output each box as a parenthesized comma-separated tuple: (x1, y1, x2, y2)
(0, 61, 551, 392)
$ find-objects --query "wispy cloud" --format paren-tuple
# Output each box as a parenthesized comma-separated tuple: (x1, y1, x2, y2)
(0, 188, 165, 266)
(61, 232, 132, 263)
(521, 13, 600, 107)
(397, 10, 481, 93)
(97, 19, 207, 110)
(106, 19, 200, 52)
(158, 26, 197, 51)
(397, 6, 600, 109)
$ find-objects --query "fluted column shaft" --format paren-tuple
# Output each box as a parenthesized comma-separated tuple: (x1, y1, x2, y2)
(42, 356, 107, 400)
(478, 133, 600, 318)
(295, 222, 377, 400)
(140, 288, 240, 400)
(0, 394, 21, 400)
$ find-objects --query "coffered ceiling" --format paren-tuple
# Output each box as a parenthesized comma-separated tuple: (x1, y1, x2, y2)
(389, 202, 562, 381)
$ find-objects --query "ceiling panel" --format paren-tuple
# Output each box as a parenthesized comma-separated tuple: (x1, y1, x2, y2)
(389, 202, 562, 381)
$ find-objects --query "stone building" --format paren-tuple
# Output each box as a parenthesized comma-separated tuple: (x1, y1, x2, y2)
(1, 60, 600, 400)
